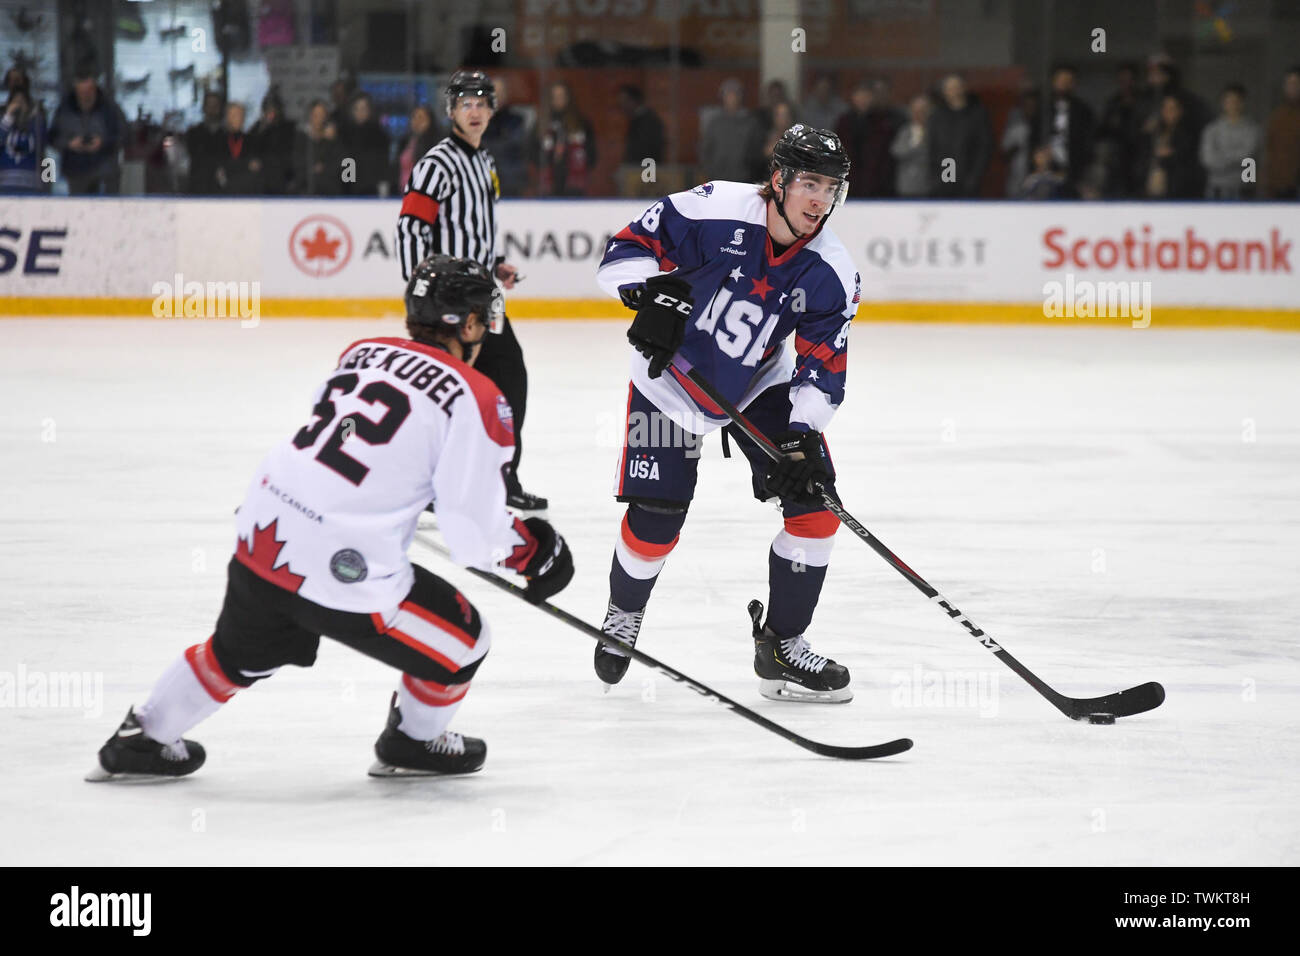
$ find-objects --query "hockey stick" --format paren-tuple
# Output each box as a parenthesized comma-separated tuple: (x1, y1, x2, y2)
(672, 357, 1165, 723)
(411, 531, 912, 760)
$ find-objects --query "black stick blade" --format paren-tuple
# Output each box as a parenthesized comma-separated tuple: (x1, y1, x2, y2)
(1066, 681, 1166, 720)
(804, 737, 914, 760)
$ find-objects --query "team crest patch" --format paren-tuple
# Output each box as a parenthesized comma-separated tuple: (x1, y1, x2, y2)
(496, 394, 515, 434)
(329, 549, 368, 584)
(852, 272, 861, 304)
(692, 182, 714, 197)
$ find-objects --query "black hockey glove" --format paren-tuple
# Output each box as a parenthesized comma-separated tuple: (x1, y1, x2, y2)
(764, 430, 834, 504)
(515, 517, 574, 605)
(627, 274, 694, 379)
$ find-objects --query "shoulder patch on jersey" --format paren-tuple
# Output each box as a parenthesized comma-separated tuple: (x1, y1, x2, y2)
(852, 271, 861, 304)
(668, 180, 767, 225)
(495, 394, 514, 436)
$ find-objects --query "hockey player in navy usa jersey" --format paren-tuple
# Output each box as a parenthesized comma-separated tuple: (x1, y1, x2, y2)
(594, 125, 861, 703)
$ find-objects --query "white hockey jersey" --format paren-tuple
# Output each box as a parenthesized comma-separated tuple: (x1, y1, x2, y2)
(232, 336, 529, 616)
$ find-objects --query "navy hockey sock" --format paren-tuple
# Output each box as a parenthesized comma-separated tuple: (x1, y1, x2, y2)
(765, 546, 829, 638)
(764, 515, 838, 637)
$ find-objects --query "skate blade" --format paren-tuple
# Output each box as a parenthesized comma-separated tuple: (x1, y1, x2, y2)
(367, 760, 481, 778)
(758, 679, 853, 704)
(84, 763, 191, 783)
(507, 506, 549, 520)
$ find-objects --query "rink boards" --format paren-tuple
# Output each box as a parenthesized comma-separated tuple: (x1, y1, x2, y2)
(2, 196, 1297, 328)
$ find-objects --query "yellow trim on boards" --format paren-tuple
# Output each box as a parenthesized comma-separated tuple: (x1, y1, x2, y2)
(3, 297, 1299, 329)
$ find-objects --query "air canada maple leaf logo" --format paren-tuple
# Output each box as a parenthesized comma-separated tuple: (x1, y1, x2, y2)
(288, 215, 353, 278)
(235, 519, 306, 593)
(301, 228, 340, 260)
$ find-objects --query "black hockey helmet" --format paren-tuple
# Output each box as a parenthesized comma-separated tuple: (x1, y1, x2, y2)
(771, 124, 851, 181)
(767, 124, 851, 235)
(405, 254, 502, 342)
(444, 69, 497, 116)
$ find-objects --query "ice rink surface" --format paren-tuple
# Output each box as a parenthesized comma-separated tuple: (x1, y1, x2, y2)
(2, 317, 1298, 866)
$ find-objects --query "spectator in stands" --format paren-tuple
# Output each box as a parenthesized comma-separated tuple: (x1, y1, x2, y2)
(327, 77, 354, 130)
(1017, 143, 1067, 199)
(1047, 64, 1095, 194)
(1097, 61, 1142, 196)
(1000, 83, 1039, 198)
(535, 80, 596, 196)
(1141, 94, 1201, 199)
(759, 101, 796, 174)
(4, 66, 30, 97)
(250, 90, 299, 194)
(1200, 84, 1260, 200)
(837, 79, 901, 197)
(3, 65, 44, 125)
(213, 101, 262, 194)
(1138, 56, 1211, 159)
(928, 74, 991, 197)
(618, 84, 665, 166)
(699, 77, 763, 183)
(801, 74, 846, 132)
(338, 91, 391, 196)
(1, 77, 46, 194)
(49, 67, 123, 194)
(396, 104, 437, 190)
(185, 91, 225, 194)
(754, 79, 793, 132)
(1264, 67, 1300, 198)
(298, 99, 342, 195)
(615, 84, 666, 197)
(891, 94, 933, 197)
(482, 76, 530, 196)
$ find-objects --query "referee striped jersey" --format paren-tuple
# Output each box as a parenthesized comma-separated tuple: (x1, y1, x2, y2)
(396, 133, 502, 280)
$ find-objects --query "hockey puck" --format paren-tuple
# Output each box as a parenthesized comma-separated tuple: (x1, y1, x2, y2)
(1086, 713, 1116, 724)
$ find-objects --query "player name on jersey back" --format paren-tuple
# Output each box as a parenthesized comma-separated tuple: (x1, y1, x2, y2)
(232, 336, 517, 616)
(339, 343, 467, 415)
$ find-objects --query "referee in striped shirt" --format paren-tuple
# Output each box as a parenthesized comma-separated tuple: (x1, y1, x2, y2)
(396, 70, 546, 512)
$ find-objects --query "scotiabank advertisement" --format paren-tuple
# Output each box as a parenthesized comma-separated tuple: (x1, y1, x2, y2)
(834, 202, 1299, 309)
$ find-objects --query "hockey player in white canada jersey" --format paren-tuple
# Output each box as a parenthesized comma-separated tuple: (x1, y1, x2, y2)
(87, 255, 574, 782)
(593, 125, 860, 703)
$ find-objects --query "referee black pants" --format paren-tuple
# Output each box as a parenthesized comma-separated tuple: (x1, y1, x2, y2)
(473, 312, 529, 493)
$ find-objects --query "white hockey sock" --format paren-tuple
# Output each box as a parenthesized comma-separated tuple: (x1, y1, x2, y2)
(397, 674, 470, 741)
(136, 640, 239, 744)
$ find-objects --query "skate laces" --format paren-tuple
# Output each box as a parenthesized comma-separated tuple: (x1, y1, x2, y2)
(424, 732, 466, 756)
(600, 604, 644, 657)
(779, 635, 828, 673)
(160, 740, 191, 762)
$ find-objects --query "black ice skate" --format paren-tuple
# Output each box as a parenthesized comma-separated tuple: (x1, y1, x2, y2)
(368, 693, 486, 776)
(505, 488, 549, 515)
(749, 600, 853, 704)
(594, 601, 645, 690)
(85, 708, 206, 781)
(504, 467, 548, 516)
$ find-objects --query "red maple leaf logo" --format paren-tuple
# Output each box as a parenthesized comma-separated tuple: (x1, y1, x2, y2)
(235, 519, 306, 593)
(299, 227, 341, 261)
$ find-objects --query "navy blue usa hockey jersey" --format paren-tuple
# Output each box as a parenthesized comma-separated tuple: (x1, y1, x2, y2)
(596, 180, 860, 435)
